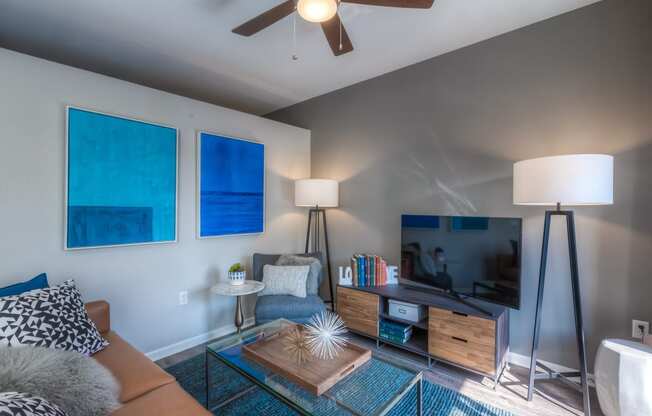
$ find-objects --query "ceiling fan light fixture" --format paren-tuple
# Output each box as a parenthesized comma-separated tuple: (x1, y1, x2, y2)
(297, 0, 338, 23)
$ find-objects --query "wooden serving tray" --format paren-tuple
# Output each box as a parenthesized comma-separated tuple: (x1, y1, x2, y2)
(242, 323, 371, 395)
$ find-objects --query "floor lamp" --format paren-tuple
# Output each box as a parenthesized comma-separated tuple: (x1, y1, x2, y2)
(513, 154, 614, 416)
(295, 178, 339, 308)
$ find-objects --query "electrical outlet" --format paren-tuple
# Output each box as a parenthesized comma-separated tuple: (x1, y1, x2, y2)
(179, 291, 188, 306)
(632, 319, 649, 339)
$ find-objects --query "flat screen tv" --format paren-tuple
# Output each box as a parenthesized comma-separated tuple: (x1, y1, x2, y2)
(401, 215, 522, 310)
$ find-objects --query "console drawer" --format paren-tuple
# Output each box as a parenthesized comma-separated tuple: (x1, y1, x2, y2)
(337, 287, 379, 337)
(428, 333, 496, 375)
(428, 306, 497, 375)
(429, 306, 496, 346)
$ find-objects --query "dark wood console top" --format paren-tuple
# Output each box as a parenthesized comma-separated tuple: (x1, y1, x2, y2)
(337, 284, 508, 319)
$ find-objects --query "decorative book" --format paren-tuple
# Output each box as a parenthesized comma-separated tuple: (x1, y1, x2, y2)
(379, 320, 413, 344)
(350, 254, 388, 288)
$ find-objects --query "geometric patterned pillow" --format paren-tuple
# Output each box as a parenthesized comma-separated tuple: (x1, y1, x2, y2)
(0, 392, 68, 416)
(0, 280, 108, 355)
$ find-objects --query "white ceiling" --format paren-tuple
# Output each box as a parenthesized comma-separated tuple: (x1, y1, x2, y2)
(0, 0, 601, 115)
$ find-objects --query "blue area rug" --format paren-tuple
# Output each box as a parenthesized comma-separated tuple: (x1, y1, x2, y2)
(165, 353, 512, 416)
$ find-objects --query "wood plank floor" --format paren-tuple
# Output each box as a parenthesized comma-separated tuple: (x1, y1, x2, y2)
(156, 332, 603, 416)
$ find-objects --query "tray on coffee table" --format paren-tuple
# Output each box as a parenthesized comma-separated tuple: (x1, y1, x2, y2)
(242, 323, 371, 395)
(206, 319, 424, 416)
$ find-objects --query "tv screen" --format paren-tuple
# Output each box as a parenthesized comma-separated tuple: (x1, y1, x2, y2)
(401, 215, 522, 309)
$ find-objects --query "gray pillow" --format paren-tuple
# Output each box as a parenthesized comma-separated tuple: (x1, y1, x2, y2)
(276, 254, 322, 295)
(260, 265, 310, 298)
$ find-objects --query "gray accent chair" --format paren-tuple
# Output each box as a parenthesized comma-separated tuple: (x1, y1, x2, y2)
(253, 253, 327, 324)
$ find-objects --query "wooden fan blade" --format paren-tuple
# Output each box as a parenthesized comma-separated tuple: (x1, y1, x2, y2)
(341, 0, 434, 8)
(321, 14, 353, 56)
(232, 0, 295, 36)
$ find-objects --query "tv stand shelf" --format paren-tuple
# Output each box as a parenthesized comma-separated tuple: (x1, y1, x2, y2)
(336, 284, 509, 385)
(379, 312, 428, 330)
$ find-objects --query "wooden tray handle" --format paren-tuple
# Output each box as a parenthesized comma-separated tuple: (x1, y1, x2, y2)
(340, 364, 356, 378)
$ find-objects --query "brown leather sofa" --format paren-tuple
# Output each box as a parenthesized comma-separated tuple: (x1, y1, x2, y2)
(85, 301, 211, 416)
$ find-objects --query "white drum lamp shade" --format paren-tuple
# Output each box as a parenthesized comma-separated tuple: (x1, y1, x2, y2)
(295, 179, 339, 208)
(513, 154, 614, 206)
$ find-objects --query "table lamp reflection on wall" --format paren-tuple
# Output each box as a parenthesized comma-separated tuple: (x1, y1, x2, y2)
(513, 154, 613, 416)
(295, 179, 339, 307)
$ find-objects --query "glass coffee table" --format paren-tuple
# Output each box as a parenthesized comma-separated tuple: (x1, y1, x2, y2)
(206, 319, 423, 415)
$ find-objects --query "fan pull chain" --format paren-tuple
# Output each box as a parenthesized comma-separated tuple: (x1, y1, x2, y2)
(338, 1, 343, 51)
(339, 21, 342, 51)
(292, 11, 298, 61)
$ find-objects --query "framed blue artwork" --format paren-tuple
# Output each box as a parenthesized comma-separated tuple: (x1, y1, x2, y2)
(65, 107, 178, 249)
(197, 132, 265, 238)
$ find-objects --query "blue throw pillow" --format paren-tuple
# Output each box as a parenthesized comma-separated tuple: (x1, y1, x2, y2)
(0, 273, 49, 297)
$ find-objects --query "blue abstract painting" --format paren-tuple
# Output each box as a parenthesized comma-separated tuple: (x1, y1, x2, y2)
(199, 132, 264, 237)
(66, 107, 177, 249)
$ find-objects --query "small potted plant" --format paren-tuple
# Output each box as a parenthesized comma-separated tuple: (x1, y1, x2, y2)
(228, 263, 246, 286)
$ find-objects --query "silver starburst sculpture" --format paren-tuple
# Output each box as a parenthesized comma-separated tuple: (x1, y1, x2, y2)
(305, 311, 348, 360)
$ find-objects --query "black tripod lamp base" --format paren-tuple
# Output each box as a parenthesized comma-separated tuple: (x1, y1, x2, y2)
(527, 209, 591, 416)
(304, 208, 334, 307)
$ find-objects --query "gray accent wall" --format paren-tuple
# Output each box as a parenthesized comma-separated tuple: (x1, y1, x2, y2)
(269, 0, 652, 369)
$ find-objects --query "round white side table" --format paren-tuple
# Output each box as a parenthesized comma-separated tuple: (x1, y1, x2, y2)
(594, 338, 652, 416)
(211, 280, 265, 333)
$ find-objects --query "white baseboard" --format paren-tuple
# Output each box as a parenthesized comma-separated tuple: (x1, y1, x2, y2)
(146, 317, 255, 362)
(507, 351, 595, 386)
(506, 350, 534, 368)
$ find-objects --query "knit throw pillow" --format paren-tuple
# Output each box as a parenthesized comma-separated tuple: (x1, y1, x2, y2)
(275, 255, 322, 295)
(0, 280, 108, 355)
(259, 265, 310, 298)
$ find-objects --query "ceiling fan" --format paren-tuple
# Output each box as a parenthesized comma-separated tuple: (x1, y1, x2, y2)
(232, 0, 434, 57)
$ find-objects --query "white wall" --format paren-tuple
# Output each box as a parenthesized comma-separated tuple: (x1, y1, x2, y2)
(0, 48, 311, 354)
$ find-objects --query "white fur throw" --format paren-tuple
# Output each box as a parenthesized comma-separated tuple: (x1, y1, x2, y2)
(260, 265, 310, 298)
(0, 346, 120, 416)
